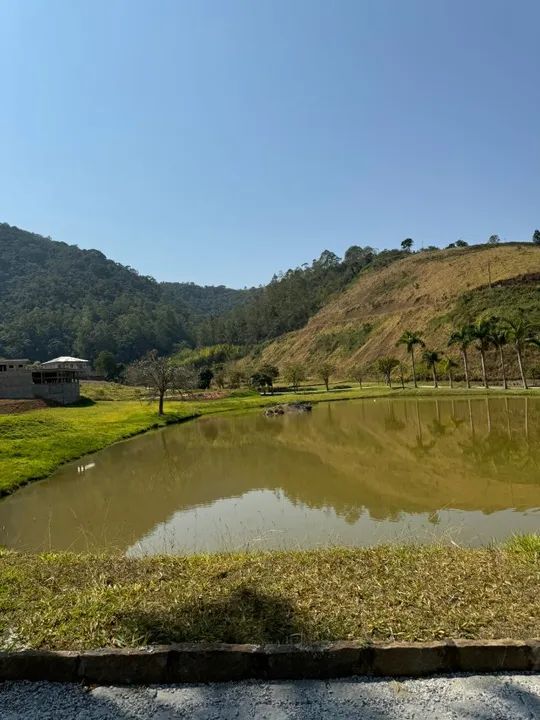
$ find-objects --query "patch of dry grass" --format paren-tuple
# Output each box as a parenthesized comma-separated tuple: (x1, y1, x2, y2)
(1, 544, 538, 650)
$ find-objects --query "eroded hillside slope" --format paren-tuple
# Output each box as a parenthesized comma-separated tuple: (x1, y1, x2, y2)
(255, 244, 540, 374)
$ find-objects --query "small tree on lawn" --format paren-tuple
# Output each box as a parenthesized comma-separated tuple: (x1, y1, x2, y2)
(284, 363, 306, 392)
(213, 365, 226, 389)
(504, 313, 540, 389)
(351, 366, 364, 387)
(228, 368, 245, 389)
(532, 229, 540, 245)
(377, 356, 399, 387)
(448, 325, 473, 389)
(126, 350, 197, 415)
(198, 367, 214, 389)
(488, 322, 509, 389)
(258, 364, 279, 393)
(396, 330, 425, 388)
(316, 361, 335, 391)
(94, 350, 119, 380)
(471, 318, 493, 389)
(440, 356, 458, 388)
(422, 349, 441, 388)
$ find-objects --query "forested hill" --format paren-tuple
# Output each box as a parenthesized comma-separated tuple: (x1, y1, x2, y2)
(160, 282, 256, 320)
(0, 223, 250, 363)
(1, 222, 401, 363)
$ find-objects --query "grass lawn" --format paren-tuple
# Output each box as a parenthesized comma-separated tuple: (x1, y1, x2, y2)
(0, 539, 538, 650)
(1, 382, 539, 495)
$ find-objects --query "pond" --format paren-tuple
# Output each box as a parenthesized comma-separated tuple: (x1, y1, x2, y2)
(1, 397, 539, 554)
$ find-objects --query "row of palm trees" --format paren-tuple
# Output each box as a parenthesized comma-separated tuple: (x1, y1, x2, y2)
(397, 314, 539, 390)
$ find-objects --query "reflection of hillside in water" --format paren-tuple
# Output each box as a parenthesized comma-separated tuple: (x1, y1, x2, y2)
(0, 397, 539, 553)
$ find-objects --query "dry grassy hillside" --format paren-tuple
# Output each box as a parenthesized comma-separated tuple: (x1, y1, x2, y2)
(254, 243, 540, 377)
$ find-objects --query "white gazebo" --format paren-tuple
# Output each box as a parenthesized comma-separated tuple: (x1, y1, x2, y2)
(40, 356, 91, 373)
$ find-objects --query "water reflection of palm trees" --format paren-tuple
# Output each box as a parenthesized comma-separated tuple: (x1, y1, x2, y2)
(458, 398, 540, 480)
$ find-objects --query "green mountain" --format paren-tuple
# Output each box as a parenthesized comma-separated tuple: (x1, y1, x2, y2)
(0, 223, 249, 363)
(0, 222, 389, 364)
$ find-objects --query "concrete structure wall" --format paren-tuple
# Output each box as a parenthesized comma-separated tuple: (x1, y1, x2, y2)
(33, 382, 80, 405)
(0, 370, 34, 399)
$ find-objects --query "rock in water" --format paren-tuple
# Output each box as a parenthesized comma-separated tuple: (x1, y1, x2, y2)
(264, 402, 312, 416)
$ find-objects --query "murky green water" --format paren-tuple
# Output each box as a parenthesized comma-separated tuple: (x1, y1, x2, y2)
(1, 397, 539, 554)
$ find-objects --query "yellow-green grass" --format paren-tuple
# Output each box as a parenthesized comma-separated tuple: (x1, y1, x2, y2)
(0, 542, 538, 650)
(2, 383, 539, 495)
(80, 381, 145, 401)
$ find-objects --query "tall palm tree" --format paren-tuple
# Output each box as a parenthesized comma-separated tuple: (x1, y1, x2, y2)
(440, 356, 458, 388)
(504, 314, 539, 389)
(448, 325, 473, 389)
(422, 349, 441, 388)
(471, 319, 493, 389)
(488, 322, 509, 390)
(396, 330, 425, 388)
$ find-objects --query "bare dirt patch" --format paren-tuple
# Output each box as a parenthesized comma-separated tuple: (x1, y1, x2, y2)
(0, 399, 50, 415)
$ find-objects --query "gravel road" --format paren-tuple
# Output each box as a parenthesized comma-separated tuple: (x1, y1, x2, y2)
(1, 674, 539, 719)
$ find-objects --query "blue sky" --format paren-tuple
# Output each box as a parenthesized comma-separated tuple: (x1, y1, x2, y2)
(1, 1, 539, 287)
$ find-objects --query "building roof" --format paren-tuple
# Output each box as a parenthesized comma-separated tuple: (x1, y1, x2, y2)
(41, 356, 89, 365)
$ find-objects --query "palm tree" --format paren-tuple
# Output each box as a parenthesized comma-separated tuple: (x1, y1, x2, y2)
(471, 318, 493, 389)
(504, 314, 539, 389)
(448, 325, 473, 389)
(422, 349, 441, 388)
(440, 356, 458, 388)
(396, 330, 425, 388)
(488, 322, 509, 389)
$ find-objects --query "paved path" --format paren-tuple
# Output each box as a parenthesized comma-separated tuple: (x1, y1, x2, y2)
(1, 675, 539, 719)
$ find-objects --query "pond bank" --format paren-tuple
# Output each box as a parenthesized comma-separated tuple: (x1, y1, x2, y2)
(1, 384, 539, 496)
(1, 541, 538, 651)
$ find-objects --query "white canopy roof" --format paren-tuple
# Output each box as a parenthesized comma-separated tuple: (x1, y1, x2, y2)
(41, 356, 89, 365)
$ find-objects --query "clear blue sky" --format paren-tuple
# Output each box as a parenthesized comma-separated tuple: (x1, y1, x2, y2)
(1, 1, 539, 288)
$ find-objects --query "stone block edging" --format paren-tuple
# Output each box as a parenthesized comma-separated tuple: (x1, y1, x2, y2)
(0, 640, 539, 684)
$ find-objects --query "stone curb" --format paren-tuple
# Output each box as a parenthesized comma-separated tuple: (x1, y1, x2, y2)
(0, 640, 539, 684)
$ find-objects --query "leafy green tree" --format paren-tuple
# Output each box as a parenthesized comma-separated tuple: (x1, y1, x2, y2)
(532, 229, 540, 245)
(126, 350, 196, 415)
(228, 369, 245, 389)
(258, 364, 279, 391)
(283, 363, 306, 392)
(448, 325, 473, 389)
(351, 366, 364, 387)
(198, 367, 214, 389)
(213, 364, 226, 389)
(250, 371, 272, 395)
(397, 330, 425, 388)
(471, 319, 493, 388)
(504, 313, 540, 389)
(488, 234, 500, 244)
(488, 322, 509, 389)
(455, 239, 468, 247)
(94, 350, 118, 380)
(316, 361, 335, 391)
(440, 356, 458, 388)
(401, 238, 413, 252)
(377, 356, 399, 387)
(422, 349, 441, 388)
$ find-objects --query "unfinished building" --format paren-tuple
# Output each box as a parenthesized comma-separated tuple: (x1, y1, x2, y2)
(0, 356, 89, 405)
